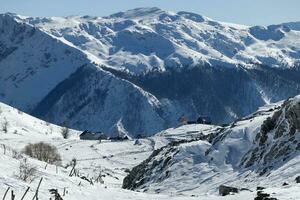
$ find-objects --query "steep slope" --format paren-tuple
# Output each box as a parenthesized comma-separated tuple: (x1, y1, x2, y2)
(0, 13, 88, 111)
(123, 96, 300, 196)
(31, 65, 170, 137)
(0, 13, 174, 137)
(0, 101, 79, 138)
(241, 96, 300, 174)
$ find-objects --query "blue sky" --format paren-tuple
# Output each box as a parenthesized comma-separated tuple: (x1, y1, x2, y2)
(1, 0, 300, 25)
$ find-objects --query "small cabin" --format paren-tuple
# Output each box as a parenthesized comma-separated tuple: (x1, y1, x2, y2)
(79, 130, 108, 140)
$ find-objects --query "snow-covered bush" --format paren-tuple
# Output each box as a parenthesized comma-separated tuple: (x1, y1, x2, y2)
(17, 158, 37, 182)
(23, 142, 62, 165)
(12, 149, 23, 159)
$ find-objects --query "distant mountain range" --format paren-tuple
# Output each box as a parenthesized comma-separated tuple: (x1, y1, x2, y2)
(1, 8, 300, 137)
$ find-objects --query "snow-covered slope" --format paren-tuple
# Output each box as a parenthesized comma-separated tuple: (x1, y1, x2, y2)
(0, 13, 175, 137)
(0, 102, 190, 200)
(0, 102, 263, 199)
(0, 101, 79, 138)
(1, 9, 300, 137)
(123, 97, 300, 198)
(0, 98, 300, 199)
(0, 13, 89, 111)
(31, 65, 172, 137)
(241, 96, 300, 174)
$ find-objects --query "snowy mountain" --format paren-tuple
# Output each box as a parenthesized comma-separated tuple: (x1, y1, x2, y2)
(0, 13, 172, 137)
(23, 7, 300, 73)
(123, 96, 300, 198)
(1, 8, 300, 136)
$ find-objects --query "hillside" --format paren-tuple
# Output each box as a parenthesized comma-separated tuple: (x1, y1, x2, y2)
(123, 96, 300, 198)
(0, 96, 300, 199)
(0, 13, 173, 137)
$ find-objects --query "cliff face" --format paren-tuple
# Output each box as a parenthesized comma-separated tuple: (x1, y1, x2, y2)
(241, 97, 300, 174)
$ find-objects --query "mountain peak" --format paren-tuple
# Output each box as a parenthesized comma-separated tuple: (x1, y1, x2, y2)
(0, 12, 19, 20)
(177, 11, 206, 23)
(108, 7, 165, 19)
(281, 21, 300, 31)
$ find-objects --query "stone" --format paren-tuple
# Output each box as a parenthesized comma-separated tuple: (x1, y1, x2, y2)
(257, 186, 266, 191)
(219, 185, 238, 196)
(295, 176, 300, 183)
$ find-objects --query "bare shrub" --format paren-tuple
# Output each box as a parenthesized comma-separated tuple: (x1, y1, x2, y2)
(23, 142, 62, 165)
(18, 158, 37, 182)
(1, 118, 8, 133)
(61, 126, 70, 139)
(12, 150, 23, 159)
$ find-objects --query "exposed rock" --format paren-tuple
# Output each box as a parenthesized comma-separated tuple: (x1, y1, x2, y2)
(295, 175, 300, 183)
(122, 140, 186, 190)
(257, 186, 266, 191)
(218, 185, 238, 196)
(282, 182, 289, 186)
(241, 97, 300, 174)
(254, 191, 278, 200)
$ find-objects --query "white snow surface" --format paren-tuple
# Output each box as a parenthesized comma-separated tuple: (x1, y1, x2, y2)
(0, 99, 300, 199)
(122, 100, 300, 198)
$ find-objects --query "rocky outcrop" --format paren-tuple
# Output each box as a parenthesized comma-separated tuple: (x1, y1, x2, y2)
(254, 191, 278, 200)
(254, 186, 278, 200)
(241, 96, 300, 174)
(218, 185, 238, 196)
(296, 176, 300, 183)
(122, 139, 200, 190)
